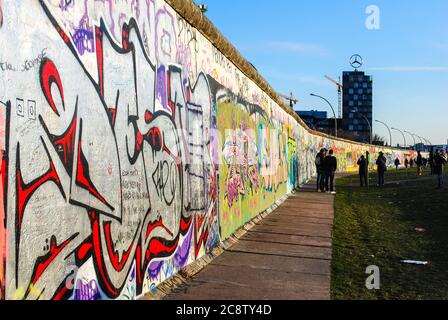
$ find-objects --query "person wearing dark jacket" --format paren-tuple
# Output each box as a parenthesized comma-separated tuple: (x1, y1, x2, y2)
(429, 150, 434, 175)
(357, 155, 368, 187)
(416, 151, 423, 176)
(376, 152, 387, 187)
(394, 158, 400, 170)
(434, 150, 447, 189)
(323, 149, 338, 194)
(315, 149, 327, 192)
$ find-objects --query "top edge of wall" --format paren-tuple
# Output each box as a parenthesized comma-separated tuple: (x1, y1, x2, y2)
(166, 0, 409, 152)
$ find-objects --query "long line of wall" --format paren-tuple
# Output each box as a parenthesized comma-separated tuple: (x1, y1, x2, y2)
(0, 0, 417, 300)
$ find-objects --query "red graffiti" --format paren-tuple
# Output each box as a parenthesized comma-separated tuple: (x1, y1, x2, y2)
(29, 235, 75, 288)
(40, 59, 65, 116)
(75, 124, 113, 211)
(6, 1, 218, 300)
(16, 144, 64, 234)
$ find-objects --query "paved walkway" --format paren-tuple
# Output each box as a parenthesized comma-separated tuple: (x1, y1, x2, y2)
(164, 180, 335, 300)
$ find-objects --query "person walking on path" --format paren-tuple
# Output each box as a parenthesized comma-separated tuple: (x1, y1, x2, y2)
(394, 158, 400, 170)
(357, 155, 368, 187)
(315, 148, 327, 192)
(376, 152, 387, 187)
(434, 150, 447, 189)
(323, 149, 338, 194)
(417, 151, 423, 176)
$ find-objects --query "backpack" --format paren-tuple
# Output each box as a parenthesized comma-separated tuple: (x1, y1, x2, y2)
(380, 157, 387, 171)
(315, 154, 322, 166)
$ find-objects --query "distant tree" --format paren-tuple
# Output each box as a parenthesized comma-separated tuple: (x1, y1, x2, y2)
(372, 134, 386, 146)
(195, 1, 208, 13)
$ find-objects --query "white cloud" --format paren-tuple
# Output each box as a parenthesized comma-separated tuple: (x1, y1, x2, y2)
(259, 67, 327, 86)
(267, 41, 326, 54)
(368, 66, 448, 72)
(237, 41, 327, 56)
(431, 42, 448, 50)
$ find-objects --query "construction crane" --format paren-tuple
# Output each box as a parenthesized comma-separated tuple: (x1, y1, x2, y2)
(278, 92, 299, 109)
(324, 75, 343, 118)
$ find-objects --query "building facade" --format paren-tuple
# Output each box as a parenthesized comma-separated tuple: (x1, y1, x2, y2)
(342, 71, 373, 143)
(296, 110, 329, 131)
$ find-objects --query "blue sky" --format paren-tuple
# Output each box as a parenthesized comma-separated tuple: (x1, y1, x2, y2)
(204, 0, 448, 145)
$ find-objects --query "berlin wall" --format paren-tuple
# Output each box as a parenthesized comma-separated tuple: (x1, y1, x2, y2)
(0, 0, 416, 300)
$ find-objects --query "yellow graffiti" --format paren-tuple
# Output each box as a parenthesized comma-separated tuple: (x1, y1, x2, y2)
(12, 284, 43, 300)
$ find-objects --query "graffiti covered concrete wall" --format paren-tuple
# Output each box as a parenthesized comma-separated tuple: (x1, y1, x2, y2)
(0, 98, 5, 300)
(0, 0, 416, 300)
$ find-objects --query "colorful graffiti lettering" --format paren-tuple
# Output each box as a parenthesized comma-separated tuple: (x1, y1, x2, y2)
(2, 0, 218, 300)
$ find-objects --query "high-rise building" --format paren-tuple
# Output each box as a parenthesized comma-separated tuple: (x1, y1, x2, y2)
(342, 71, 373, 143)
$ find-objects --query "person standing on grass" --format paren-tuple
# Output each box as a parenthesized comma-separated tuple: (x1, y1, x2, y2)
(315, 148, 327, 193)
(394, 158, 400, 170)
(429, 150, 435, 175)
(417, 151, 423, 176)
(376, 152, 387, 187)
(434, 150, 447, 189)
(357, 155, 368, 187)
(410, 158, 414, 168)
(405, 158, 409, 169)
(323, 149, 338, 194)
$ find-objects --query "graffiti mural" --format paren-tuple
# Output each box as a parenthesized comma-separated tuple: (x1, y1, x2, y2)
(1, 0, 219, 300)
(210, 78, 288, 240)
(0, 0, 418, 300)
(0, 100, 6, 300)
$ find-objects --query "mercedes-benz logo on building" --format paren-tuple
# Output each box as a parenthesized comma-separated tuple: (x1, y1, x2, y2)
(350, 54, 363, 69)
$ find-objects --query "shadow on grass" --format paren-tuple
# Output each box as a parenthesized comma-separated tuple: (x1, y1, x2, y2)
(331, 168, 448, 300)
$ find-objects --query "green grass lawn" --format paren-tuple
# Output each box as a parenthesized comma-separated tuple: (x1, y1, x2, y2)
(331, 167, 448, 300)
